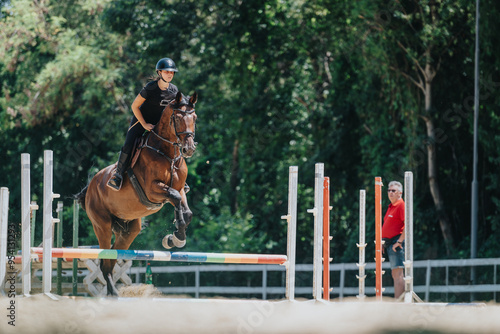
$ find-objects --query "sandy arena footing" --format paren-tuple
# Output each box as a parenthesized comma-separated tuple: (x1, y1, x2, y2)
(1, 289, 498, 334)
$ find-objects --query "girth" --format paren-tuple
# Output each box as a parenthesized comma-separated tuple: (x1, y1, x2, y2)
(127, 168, 164, 210)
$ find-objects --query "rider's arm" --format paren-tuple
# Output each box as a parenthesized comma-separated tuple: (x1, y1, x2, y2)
(131, 94, 153, 131)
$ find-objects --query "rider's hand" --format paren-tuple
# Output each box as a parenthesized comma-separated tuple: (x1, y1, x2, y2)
(143, 123, 154, 131)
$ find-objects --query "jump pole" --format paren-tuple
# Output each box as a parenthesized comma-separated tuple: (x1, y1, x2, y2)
(308, 163, 324, 300)
(42, 150, 60, 299)
(356, 189, 367, 299)
(32, 248, 288, 264)
(374, 177, 384, 300)
(0, 187, 9, 295)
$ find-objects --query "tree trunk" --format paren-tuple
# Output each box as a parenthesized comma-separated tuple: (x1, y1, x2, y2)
(423, 64, 455, 254)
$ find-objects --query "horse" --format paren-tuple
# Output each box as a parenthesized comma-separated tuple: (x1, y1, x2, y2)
(75, 91, 198, 296)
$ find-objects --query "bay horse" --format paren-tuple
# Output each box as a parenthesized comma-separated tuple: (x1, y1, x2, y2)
(75, 91, 198, 296)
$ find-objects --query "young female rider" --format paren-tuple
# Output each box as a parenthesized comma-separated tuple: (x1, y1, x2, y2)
(107, 57, 179, 190)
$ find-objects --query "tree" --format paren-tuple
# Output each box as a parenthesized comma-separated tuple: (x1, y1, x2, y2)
(354, 0, 475, 254)
(0, 0, 133, 243)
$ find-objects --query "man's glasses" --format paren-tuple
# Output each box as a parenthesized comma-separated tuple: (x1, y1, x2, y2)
(388, 189, 398, 193)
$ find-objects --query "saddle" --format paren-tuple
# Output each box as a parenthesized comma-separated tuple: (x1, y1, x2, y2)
(121, 134, 163, 209)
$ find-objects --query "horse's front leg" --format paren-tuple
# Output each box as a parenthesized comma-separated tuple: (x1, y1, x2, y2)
(175, 187, 193, 240)
(156, 183, 190, 249)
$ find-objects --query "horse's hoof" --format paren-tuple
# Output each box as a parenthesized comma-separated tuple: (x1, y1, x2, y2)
(106, 274, 119, 296)
(107, 290, 119, 297)
(172, 233, 186, 248)
(162, 234, 186, 249)
(162, 235, 174, 249)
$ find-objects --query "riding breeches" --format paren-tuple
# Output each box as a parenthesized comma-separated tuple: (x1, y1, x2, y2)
(122, 116, 147, 155)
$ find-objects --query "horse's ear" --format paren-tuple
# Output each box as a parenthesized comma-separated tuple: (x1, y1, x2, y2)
(190, 91, 198, 105)
(175, 91, 183, 104)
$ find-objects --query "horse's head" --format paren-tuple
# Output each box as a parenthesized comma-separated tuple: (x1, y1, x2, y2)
(170, 91, 198, 158)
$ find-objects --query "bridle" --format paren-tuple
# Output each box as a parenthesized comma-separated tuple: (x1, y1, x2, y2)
(153, 99, 196, 144)
(170, 106, 196, 142)
(142, 99, 197, 164)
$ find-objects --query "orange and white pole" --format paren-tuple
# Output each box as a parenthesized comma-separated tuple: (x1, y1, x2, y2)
(322, 177, 332, 300)
(375, 177, 384, 300)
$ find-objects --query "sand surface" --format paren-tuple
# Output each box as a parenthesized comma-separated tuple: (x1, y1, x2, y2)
(1, 286, 498, 334)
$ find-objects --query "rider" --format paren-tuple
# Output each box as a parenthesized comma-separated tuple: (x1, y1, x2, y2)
(107, 57, 179, 191)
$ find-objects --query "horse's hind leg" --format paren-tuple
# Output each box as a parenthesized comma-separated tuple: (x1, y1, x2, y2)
(103, 218, 141, 293)
(100, 257, 119, 297)
(90, 215, 119, 296)
(163, 188, 192, 249)
(112, 218, 141, 252)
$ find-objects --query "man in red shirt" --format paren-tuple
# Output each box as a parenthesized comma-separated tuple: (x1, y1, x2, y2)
(382, 181, 405, 299)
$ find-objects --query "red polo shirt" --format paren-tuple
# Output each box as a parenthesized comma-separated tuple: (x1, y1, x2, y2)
(382, 198, 405, 239)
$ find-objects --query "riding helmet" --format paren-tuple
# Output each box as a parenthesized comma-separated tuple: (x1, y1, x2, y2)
(156, 58, 178, 72)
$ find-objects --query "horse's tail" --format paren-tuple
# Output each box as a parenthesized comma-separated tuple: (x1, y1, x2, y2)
(73, 185, 88, 211)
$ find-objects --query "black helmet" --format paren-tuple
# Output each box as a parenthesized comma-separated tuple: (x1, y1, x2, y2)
(156, 58, 178, 72)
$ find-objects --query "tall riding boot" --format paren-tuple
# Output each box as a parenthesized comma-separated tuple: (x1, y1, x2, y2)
(107, 150, 130, 191)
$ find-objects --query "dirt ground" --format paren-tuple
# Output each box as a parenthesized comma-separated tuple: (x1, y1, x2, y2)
(1, 285, 499, 334)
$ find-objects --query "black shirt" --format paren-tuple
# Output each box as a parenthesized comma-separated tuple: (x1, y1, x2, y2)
(139, 80, 179, 124)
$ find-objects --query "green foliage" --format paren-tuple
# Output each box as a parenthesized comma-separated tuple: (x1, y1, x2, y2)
(191, 206, 269, 253)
